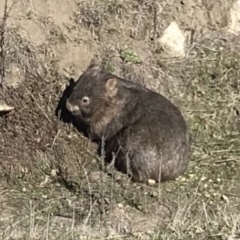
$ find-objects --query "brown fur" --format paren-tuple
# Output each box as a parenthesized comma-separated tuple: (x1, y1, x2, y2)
(65, 59, 191, 183)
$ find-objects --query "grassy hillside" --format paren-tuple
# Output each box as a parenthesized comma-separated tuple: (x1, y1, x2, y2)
(0, 0, 240, 239)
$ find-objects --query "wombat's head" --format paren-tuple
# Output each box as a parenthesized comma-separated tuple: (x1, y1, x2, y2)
(66, 59, 122, 124)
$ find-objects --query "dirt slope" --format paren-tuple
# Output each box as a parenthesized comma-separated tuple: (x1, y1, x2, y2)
(0, 0, 240, 239)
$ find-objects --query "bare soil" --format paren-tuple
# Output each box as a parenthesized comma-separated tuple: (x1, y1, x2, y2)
(1, 0, 240, 239)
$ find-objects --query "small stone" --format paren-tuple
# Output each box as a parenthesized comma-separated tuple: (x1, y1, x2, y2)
(150, 191, 158, 197)
(51, 169, 58, 177)
(0, 101, 14, 113)
(158, 21, 185, 57)
(200, 176, 207, 181)
(228, 0, 240, 35)
(221, 194, 229, 203)
(180, 177, 186, 182)
(117, 203, 123, 209)
(147, 179, 156, 186)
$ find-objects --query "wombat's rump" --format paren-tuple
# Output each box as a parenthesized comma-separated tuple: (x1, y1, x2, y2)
(65, 59, 190, 183)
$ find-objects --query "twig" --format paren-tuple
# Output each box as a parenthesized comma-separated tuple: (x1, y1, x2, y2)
(0, 0, 8, 88)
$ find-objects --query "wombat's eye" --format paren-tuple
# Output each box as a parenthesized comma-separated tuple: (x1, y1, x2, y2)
(81, 96, 90, 104)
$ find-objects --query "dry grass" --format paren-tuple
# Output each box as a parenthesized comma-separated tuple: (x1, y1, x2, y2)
(0, 0, 240, 239)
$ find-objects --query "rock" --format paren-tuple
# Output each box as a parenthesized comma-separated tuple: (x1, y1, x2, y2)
(158, 21, 186, 58)
(0, 101, 14, 113)
(147, 179, 156, 186)
(117, 203, 123, 209)
(227, 0, 240, 35)
(51, 169, 58, 177)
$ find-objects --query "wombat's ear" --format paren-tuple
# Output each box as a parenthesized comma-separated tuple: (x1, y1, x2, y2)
(105, 78, 118, 97)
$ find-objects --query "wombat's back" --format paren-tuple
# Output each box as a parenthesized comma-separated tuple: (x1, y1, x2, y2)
(105, 86, 190, 182)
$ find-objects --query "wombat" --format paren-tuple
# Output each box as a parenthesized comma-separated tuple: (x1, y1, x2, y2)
(65, 59, 190, 183)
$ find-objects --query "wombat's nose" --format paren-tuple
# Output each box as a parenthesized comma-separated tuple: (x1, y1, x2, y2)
(66, 100, 80, 113)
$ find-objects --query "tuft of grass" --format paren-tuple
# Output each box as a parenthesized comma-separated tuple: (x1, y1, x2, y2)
(120, 48, 142, 64)
(74, 0, 126, 29)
